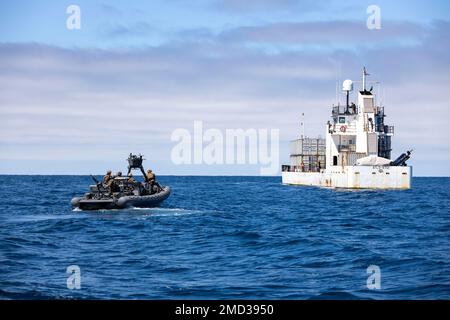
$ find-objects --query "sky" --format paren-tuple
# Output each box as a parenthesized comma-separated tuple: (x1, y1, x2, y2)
(0, 0, 449, 175)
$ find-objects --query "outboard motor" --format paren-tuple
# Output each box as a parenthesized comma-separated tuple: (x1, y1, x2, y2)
(390, 150, 412, 166)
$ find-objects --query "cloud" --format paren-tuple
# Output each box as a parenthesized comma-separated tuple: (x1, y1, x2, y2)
(218, 20, 426, 45)
(0, 20, 449, 175)
(97, 21, 156, 39)
(169, 20, 428, 55)
(215, 0, 327, 13)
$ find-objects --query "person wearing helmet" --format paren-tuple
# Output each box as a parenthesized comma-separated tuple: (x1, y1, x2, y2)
(145, 169, 155, 183)
(112, 171, 123, 181)
(102, 170, 112, 185)
(145, 169, 162, 193)
(102, 170, 117, 195)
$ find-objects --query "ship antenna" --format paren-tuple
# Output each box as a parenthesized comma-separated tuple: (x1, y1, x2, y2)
(362, 66, 370, 92)
(300, 113, 305, 139)
(335, 80, 338, 106)
(342, 79, 353, 113)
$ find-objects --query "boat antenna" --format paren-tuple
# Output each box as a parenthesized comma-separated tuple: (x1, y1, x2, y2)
(300, 113, 305, 139)
(342, 79, 353, 113)
(335, 80, 338, 106)
(362, 66, 369, 92)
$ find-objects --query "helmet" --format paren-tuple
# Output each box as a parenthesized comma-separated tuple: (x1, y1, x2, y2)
(117, 171, 122, 176)
(128, 173, 133, 177)
(107, 170, 112, 174)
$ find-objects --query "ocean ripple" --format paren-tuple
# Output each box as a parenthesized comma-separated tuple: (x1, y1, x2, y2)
(0, 176, 449, 299)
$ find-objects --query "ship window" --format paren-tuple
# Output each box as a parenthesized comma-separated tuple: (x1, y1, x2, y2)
(339, 117, 346, 123)
(333, 156, 337, 166)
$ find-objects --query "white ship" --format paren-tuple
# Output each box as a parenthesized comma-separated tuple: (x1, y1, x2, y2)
(281, 67, 412, 189)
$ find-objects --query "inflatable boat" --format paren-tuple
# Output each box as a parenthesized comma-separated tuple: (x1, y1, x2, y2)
(71, 186, 171, 210)
(71, 153, 171, 210)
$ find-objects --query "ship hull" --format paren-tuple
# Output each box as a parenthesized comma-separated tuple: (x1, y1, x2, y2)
(282, 166, 411, 189)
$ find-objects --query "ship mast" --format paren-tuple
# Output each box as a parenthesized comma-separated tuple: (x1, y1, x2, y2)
(362, 67, 369, 92)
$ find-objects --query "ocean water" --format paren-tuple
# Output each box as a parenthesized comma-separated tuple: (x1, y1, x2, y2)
(0, 175, 449, 300)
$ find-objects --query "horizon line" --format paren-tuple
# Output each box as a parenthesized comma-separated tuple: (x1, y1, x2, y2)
(0, 174, 448, 178)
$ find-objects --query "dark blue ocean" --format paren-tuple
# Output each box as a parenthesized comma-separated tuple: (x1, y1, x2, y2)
(0, 176, 449, 300)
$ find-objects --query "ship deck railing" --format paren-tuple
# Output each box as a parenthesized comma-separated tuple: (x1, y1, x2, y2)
(338, 144, 356, 152)
(332, 105, 358, 116)
(370, 124, 394, 134)
(282, 165, 323, 173)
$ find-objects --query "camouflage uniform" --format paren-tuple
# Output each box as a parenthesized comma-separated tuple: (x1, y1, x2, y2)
(146, 170, 155, 182)
(102, 171, 112, 185)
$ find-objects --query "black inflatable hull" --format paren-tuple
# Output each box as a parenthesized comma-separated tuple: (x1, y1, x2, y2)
(72, 187, 171, 211)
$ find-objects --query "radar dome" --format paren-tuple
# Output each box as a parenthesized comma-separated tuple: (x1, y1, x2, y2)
(342, 79, 353, 91)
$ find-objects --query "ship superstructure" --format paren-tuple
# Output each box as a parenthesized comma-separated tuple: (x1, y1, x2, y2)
(281, 68, 412, 189)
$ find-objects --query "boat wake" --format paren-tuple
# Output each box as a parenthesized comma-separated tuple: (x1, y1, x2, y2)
(130, 206, 205, 217)
(72, 205, 204, 217)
